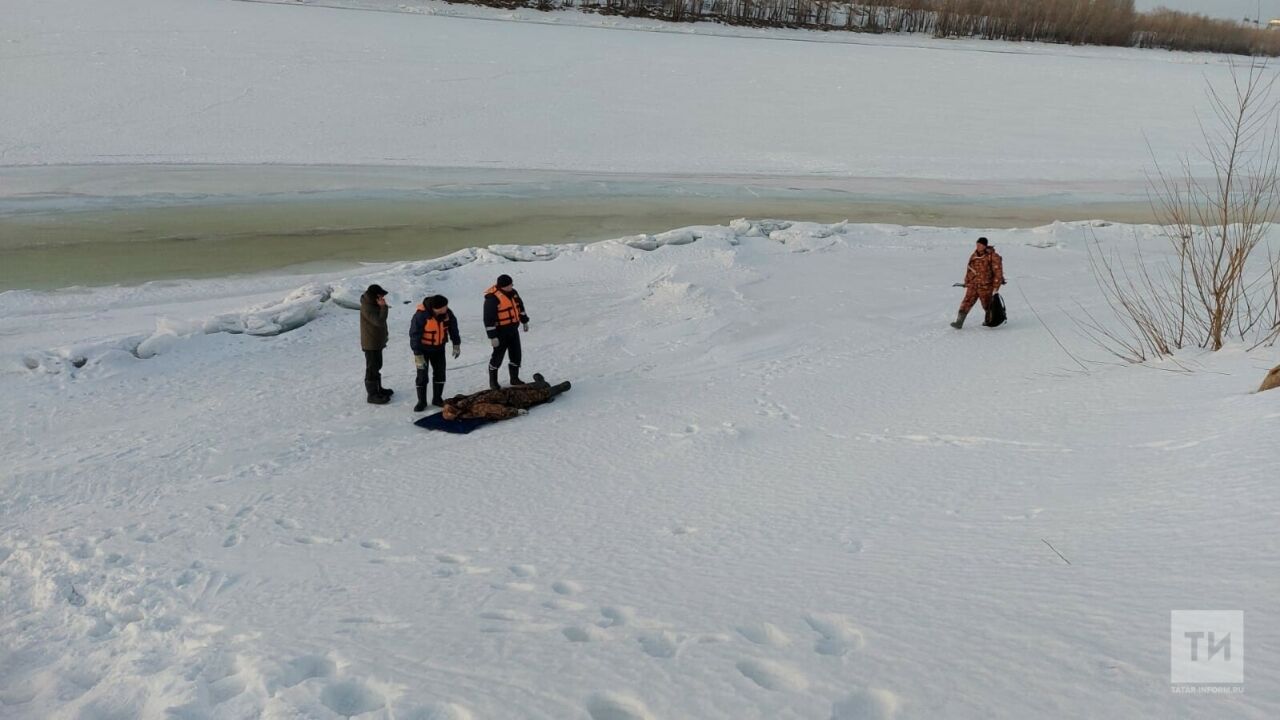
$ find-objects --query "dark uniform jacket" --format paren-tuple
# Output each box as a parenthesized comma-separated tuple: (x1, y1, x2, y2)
(483, 287, 529, 340)
(409, 306, 461, 354)
(360, 292, 389, 351)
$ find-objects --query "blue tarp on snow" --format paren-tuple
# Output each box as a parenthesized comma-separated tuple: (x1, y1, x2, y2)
(413, 412, 494, 435)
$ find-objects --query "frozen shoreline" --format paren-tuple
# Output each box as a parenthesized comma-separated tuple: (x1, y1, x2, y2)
(1, 165, 1157, 291)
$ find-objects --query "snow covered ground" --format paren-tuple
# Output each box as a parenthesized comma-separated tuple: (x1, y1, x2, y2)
(4, 0, 1279, 718)
(3, 220, 1278, 719)
(0, 0, 1241, 181)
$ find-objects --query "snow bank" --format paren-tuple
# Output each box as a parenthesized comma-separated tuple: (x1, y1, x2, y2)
(3, 220, 852, 376)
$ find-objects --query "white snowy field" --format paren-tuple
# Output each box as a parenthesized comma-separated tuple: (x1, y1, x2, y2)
(0, 0, 1245, 181)
(2, 220, 1278, 719)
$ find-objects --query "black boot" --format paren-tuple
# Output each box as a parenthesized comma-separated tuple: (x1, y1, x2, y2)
(950, 310, 968, 329)
(548, 380, 571, 398)
(489, 366, 501, 391)
(432, 382, 446, 408)
(509, 364, 526, 386)
(380, 387, 394, 399)
(366, 381, 389, 405)
(413, 369, 428, 412)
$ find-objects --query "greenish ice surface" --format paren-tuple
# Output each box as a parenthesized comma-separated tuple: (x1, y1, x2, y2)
(0, 165, 1157, 291)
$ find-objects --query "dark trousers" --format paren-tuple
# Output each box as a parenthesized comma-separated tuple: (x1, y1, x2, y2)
(489, 326, 522, 370)
(363, 349, 384, 392)
(416, 347, 447, 400)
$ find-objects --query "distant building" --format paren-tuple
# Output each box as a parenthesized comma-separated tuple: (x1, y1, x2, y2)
(1270, 19, 1280, 29)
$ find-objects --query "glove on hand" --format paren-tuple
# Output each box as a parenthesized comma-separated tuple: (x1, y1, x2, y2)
(413, 355, 426, 370)
(452, 344, 461, 359)
(491, 337, 500, 348)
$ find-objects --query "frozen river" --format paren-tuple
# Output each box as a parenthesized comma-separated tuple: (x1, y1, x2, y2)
(0, 165, 1155, 291)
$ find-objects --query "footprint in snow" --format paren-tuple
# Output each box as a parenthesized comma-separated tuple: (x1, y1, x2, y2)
(319, 678, 385, 717)
(360, 539, 390, 550)
(736, 658, 810, 692)
(805, 613, 866, 657)
(551, 580, 583, 595)
(509, 564, 537, 577)
(277, 654, 337, 689)
(736, 622, 791, 647)
(479, 610, 530, 622)
(275, 517, 301, 530)
(563, 625, 609, 643)
(599, 606, 636, 628)
(830, 688, 902, 719)
(586, 692, 656, 720)
(638, 631, 682, 659)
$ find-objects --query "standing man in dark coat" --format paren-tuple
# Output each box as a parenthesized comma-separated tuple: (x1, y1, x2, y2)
(951, 237, 1005, 329)
(359, 284, 392, 405)
(483, 274, 530, 390)
(409, 295, 461, 412)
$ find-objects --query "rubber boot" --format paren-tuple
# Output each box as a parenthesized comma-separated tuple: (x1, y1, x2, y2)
(509, 364, 526, 386)
(489, 366, 501, 391)
(548, 380, 571, 398)
(379, 386, 394, 399)
(413, 383, 427, 413)
(366, 381, 389, 405)
(950, 310, 968, 329)
(432, 382, 446, 408)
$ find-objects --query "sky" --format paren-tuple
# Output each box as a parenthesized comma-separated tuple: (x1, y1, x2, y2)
(1137, 0, 1280, 21)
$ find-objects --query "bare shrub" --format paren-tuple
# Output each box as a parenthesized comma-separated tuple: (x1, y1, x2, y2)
(1082, 61, 1280, 362)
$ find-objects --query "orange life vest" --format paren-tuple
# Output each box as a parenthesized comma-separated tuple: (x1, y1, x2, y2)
(417, 305, 450, 346)
(485, 286, 521, 327)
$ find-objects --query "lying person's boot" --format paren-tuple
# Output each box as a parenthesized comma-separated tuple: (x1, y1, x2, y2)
(548, 380, 571, 398)
(488, 366, 501, 391)
(533, 373, 545, 383)
(366, 382, 390, 405)
(950, 311, 968, 329)
(432, 382, 446, 408)
(509, 365, 526, 386)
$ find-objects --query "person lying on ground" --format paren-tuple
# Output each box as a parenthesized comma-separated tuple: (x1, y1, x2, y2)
(442, 374, 571, 421)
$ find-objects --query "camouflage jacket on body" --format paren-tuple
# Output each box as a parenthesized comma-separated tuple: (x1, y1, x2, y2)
(963, 247, 1005, 291)
(443, 384, 555, 421)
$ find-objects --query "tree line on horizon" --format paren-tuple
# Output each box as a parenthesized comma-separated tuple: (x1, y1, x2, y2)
(453, 0, 1280, 56)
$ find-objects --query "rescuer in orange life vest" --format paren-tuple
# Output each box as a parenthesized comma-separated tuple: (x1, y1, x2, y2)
(483, 274, 530, 390)
(409, 295, 462, 412)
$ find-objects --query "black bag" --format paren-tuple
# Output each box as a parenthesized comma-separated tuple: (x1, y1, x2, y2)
(984, 292, 1007, 327)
